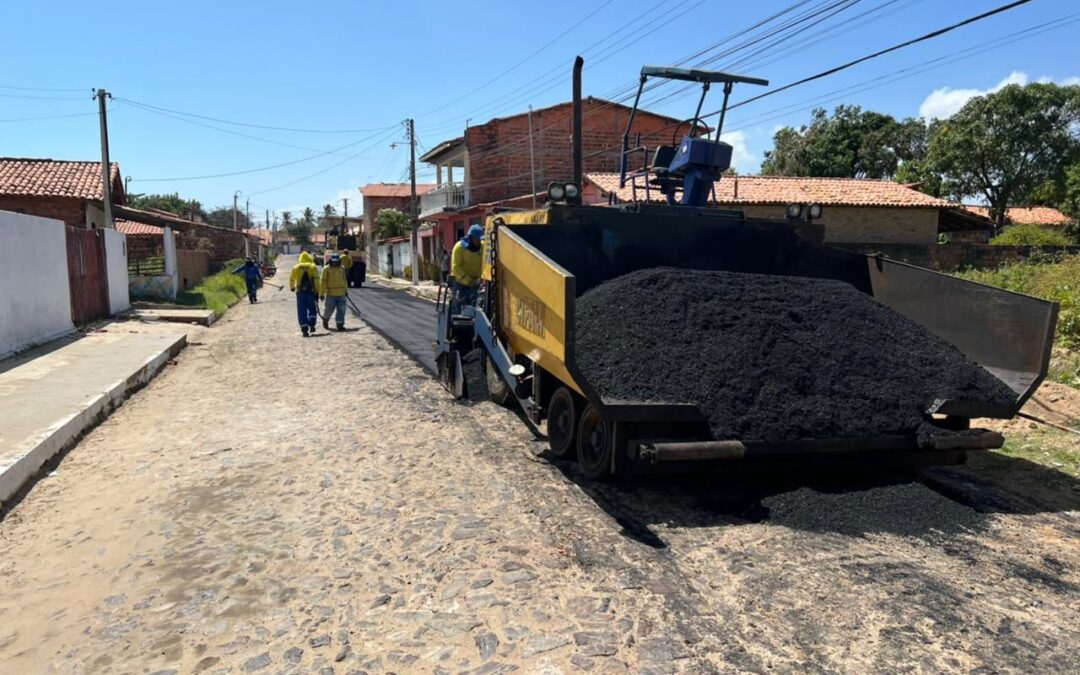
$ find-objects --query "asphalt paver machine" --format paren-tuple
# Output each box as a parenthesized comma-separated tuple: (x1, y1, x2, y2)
(435, 58, 1057, 479)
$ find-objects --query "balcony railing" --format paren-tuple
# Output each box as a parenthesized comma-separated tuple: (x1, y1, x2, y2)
(419, 183, 468, 217)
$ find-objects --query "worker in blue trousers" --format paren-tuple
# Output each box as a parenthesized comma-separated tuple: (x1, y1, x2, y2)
(289, 251, 321, 337)
(450, 224, 484, 311)
(233, 258, 263, 303)
(319, 252, 350, 331)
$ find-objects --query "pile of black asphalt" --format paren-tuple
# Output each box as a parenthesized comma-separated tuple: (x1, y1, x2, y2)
(574, 268, 1016, 443)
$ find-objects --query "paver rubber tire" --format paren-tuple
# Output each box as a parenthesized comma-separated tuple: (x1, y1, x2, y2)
(546, 387, 578, 458)
(576, 404, 613, 480)
(485, 356, 511, 406)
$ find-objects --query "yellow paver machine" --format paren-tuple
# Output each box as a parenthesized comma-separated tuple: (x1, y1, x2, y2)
(434, 59, 1058, 479)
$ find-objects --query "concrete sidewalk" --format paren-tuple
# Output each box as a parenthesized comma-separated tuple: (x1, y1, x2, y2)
(0, 325, 188, 505)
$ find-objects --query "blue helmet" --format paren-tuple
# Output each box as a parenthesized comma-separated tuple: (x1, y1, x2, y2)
(467, 224, 484, 242)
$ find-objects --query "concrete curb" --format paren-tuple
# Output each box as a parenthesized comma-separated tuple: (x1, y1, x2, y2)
(0, 335, 187, 506)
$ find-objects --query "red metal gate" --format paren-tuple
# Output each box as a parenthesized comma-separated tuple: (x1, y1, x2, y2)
(66, 227, 110, 325)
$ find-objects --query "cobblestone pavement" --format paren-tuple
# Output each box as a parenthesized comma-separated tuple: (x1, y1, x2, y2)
(0, 270, 1077, 674)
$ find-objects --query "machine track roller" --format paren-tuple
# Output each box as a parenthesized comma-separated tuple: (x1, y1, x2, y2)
(577, 404, 613, 479)
(485, 356, 511, 406)
(547, 387, 579, 457)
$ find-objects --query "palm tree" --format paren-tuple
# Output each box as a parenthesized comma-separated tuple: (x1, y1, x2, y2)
(302, 207, 315, 225)
(281, 211, 293, 227)
(322, 203, 337, 220)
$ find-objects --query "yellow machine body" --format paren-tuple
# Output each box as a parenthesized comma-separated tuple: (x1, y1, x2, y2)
(482, 209, 584, 396)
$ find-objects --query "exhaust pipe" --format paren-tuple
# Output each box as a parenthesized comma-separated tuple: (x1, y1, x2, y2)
(571, 55, 583, 204)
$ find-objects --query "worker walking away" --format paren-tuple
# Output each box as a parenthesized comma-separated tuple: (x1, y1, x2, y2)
(320, 252, 349, 331)
(450, 224, 484, 310)
(440, 246, 451, 285)
(290, 251, 320, 337)
(340, 249, 354, 287)
(234, 258, 262, 303)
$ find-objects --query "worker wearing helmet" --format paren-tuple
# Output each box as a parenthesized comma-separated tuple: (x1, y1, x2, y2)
(451, 224, 484, 309)
(289, 251, 321, 337)
(319, 252, 350, 331)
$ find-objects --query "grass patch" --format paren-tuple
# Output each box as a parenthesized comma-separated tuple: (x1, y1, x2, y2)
(968, 427, 1080, 510)
(990, 224, 1073, 247)
(182, 268, 247, 316)
(956, 254, 1080, 348)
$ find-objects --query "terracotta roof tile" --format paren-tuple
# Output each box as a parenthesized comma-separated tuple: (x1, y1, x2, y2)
(0, 157, 121, 200)
(359, 182, 435, 198)
(115, 219, 163, 236)
(586, 173, 950, 208)
(962, 205, 1073, 226)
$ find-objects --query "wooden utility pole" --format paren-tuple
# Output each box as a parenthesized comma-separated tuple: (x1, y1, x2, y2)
(96, 89, 114, 229)
(266, 209, 271, 245)
(408, 118, 419, 286)
(233, 191, 240, 230)
(245, 198, 250, 232)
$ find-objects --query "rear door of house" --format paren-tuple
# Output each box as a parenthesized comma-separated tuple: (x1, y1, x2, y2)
(66, 227, 110, 325)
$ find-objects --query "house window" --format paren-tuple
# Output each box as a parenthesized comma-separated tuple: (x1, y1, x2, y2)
(454, 220, 466, 241)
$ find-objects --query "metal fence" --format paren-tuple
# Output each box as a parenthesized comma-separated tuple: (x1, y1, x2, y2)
(128, 256, 166, 276)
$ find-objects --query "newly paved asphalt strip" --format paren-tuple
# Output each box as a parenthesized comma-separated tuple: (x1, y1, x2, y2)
(348, 285, 437, 374)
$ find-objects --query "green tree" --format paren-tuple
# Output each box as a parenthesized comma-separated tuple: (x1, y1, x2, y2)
(322, 203, 337, 220)
(1062, 163, 1080, 221)
(372, 208, 409, 240)
(301, 207, 316, 225)
(761, 105, 929, 179)
(281, 210, 293, 228)
(205, 206, 252, 230)
(928, 82, 1080, 231)
(128, 192, 206, 220)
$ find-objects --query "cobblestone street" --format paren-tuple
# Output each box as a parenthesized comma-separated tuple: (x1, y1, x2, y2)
(0, 280, 1076, 674)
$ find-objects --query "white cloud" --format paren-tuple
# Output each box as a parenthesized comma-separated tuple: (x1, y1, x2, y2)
(919, 71, 1080, 120)
(919, 71, 1028, 120)
(720, 130, 756, 171)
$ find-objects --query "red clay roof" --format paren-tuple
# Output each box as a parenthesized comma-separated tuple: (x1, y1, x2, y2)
(359, 183, 435, 198)
(962, 205, 1073, 226)
(586, 173, 951, 208)
(115, 219, 163, 236)
(243, 228, 273, 245)
(0, 157, 121, 200)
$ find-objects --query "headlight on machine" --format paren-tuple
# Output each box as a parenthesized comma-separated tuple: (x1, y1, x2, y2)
(547, 182, 566, 202)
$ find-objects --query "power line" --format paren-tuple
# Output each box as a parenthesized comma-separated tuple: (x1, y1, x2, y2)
(0, 92, 86, 101)
(112, 96, 395, 134)
(247, 127, 402, 196)
(130, 124, 399, 182)
(117, 98, 386, 160)
(0, 84, 86, 93)
(715, 0, 1036, 117)
(417, 0, 619, 118)
(0, 110, 102, 123)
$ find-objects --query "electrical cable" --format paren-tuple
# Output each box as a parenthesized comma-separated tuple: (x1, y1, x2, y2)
(130, 124, 398, 182)
(112, 96, 394, 134)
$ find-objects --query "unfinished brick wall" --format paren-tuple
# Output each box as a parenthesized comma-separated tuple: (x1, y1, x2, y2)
(0, 195, 86, 227)
(466, 99, 683, 204)
(362, 194, 413, 273)
(170, 223, 252, 262)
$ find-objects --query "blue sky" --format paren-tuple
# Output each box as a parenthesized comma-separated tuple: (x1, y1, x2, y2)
(2, 0, 1077, 224)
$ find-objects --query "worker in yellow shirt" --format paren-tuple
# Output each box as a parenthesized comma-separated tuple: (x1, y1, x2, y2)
(339, 249, 354, 287)
(319, 252, 350, 330)
(451, 224, 484, 309)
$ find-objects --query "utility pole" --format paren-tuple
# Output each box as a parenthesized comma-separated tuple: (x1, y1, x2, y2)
(266, 209, 272, 246)
(96, 89, 114, 229)
(233, 190, 240, 231)
(245, 198, 250, 232)
(408, 118, 419, 286)
(341, 197, 349, 233)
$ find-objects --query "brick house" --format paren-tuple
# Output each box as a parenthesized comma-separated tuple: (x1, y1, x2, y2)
(415, 97, 687, 273)
(962, 205, 1075, 229)
(359, 182, 435, 274)
(111, 204, 262, 264)
(586, 173, 982, 245)
(0, 157, 125, 228)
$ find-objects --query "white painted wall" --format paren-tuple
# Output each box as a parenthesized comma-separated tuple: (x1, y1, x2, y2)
(0, 211, 74, 359)
(102, 228, 130, 314)
(162, 227, 178, 299)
